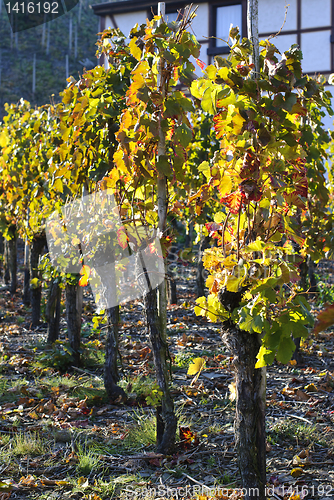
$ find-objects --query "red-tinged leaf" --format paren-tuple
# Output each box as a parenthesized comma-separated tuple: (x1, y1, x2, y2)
(179, 426, 199, 450)
(205, 222, 221, 236)
(239, 179, 262, 201)
(148, 240, 160, 255)
(196, 59, 205, 70)
(221, 191, 243, 214)
(240, 151, 260, 179)
(213, 113, 225, 139)
(292, 172, 308, 198)
(291, 100, 308, 116)
(160, 236, 172, 257)
(313, 304, 334, 335)
(79, 265, 91, 287)
(283, 191, 306, 209)
(117, 226, 129, 249)
(236, 63, 252, 76)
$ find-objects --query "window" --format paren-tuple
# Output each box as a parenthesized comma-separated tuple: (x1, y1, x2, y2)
(208, 2, 243, 57)
(216, 4, 242, 47)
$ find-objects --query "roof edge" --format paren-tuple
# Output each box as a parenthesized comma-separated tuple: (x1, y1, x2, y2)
(92, 0, 207, 16)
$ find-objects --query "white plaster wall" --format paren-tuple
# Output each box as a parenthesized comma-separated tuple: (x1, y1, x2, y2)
(259, 0, 297, 33)
(105, 15, 113, 30)
(166, 12, 179, 22)
(114, 11, 148, 37)
(190, 3, 209, 41)
(301, 30, 331, 73)
(264, 33, 298, 55)
(216, 4, 242, 47)
(301, 0, 331, 29)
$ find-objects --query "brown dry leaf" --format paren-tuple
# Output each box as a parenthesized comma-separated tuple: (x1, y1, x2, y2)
(299, 449, 309, 459)
(294, 389, 309, 401)
(77, 398, 88, 410)
(0, 493, 11, 500)
(282, 387, 309, 401)
(66, 452, 78, 464)
(51, 386, 60, 397)
(177, 332, 188, 346)
(19, 475, 38, 488)
(27, 411, 39, 420)
(318, 372, 334, 392)
(40, 479, 56, 486)
(43, 401, 56, 414)
(16, 397, 34, 406)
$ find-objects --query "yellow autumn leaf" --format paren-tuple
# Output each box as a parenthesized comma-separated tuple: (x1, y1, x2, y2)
(194, 296, 207, 317)
(129, 37, 142, 60)
(121, 109, 133, 130)
(255, 346, 272, 369)
(113, 149, 127, 173)
(0, 132, 9, 148)
(187, 357, 206, 376)
(53, 177, 63, 193)
(288, 494, 301, 500)
(229, 381, 236, 401)
(77, 477, 89, 487)
(217, 66, 234, 86)
(205, 275, 215, 289)
(291, 467, 303, 478)
(218, 175, 233, 197)
(213, 212, 225, 223)
(222, 255, 238, 269)
(304, 383, 318, 392)
(232, 111, 245, 134)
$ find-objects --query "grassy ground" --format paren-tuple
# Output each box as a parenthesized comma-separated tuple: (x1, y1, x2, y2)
(0, 261, 333, 499)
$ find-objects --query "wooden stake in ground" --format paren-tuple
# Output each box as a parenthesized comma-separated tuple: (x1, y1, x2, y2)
(30, 232, 46, 326)
(144, 1, 177, 454)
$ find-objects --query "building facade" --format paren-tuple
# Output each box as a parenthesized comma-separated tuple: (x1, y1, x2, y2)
(92, 0, 334, 125)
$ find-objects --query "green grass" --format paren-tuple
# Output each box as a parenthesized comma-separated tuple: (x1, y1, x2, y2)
(0, 378, 30, 404)
(34, 338, 105, 372)
(76, 443, 101, 475)
(121, 409, 156, 451)
(38, 374, 106, 404)
(268, 419, 327, 446)
(11, 431, 49, 456)
(119, 375, 159, 401)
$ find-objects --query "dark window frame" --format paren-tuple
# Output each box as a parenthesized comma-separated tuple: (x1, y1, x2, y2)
(207, 0, 247, 59)
(258, 0, 334, 74)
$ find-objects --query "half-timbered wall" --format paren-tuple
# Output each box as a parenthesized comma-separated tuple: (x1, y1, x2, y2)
(93, 0, 334, 126)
